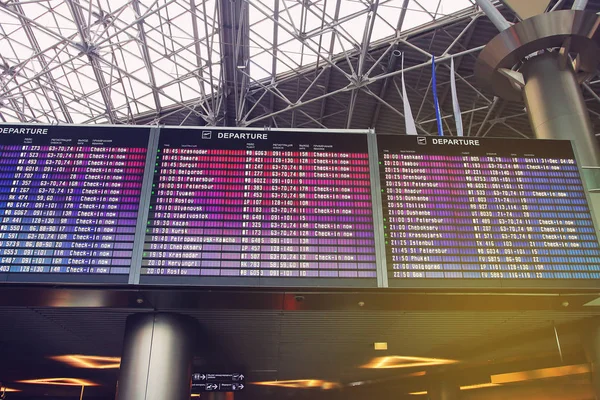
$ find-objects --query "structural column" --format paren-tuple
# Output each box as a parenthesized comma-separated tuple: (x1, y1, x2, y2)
(116, 313, 198, 400)
(522, 51, 600, 167)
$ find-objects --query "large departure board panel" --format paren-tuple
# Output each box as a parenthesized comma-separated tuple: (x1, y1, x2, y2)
(378, 135, 600, 288)
(141, 128, 377, 286)
(0, 125, 151, 284)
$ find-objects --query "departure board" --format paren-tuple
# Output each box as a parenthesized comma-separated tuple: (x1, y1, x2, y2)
(0, 124, 151, 284)
(141, 128, 377, 286)
(377, 135, 600, 288)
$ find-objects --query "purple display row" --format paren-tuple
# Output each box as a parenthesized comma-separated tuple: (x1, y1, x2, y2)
(151, 201, 372, 209)
(149, 218, 374, 226)
(152, 193, 372, 202)
(0, 146, 146, 153)
(159, 156, 369, 165)
(383, 154, 575, 163)
(0, 241, 132, 249)
(0, 195, 140, 203)
(142, 268, 377, 278)
(0, 150, 146, 159)
(145, 230, 374, 243)
(157, 168, 370, 176)
(142, 258, 376, 267)
(143, 252, 373, 261)
(0, 258, 131, 266)
(0, 210, 138, 218)
(156, 176, 371, 184)
(0, 203, 140, 211)
(0, 181, 143, 188)
(146, 227, 373, 237)
(383, 162, 578, 170)
(154, 182, 371, 191)
(161, 149, 368, 158)
(383, 171, 580, 179)
(143, 244, 373, 254)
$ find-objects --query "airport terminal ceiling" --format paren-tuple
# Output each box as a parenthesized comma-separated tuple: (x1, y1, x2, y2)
(4, 1, 600, 400)
(1, 0, 600, 138)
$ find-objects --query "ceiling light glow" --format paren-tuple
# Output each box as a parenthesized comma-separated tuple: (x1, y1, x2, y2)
(1, 388, 20, 393)
(460, 383, 500, 390)
(252, 379, 340, 389)
(373, 342, 388, 350)
(18, 378, 98, 387)
(50, 355, 121, 369)
(361, 355, 457, 369)
(491, 364, 590, 384)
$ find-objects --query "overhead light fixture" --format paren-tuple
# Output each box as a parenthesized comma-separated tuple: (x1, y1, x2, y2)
(50, 355, 121, 369)
(252, 379, 340, 390)
(0, 388, 20, 393)
(491, 364, 590, 384)
(17, 378, 98, 387)
(461, 382, 500, 390)
(191, 394, 201, 398)
(373, 342, 388, 351)
(409, 382, 499, 395)
(361, 356, 457, 369)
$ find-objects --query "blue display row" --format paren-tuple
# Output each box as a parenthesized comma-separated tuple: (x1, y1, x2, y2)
(0, 241, 133, 249)
(0, 257, 131, 265)
(0, 266, 129, 274)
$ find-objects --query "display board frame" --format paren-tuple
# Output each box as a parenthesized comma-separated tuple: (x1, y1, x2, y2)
(375, 133, 600, 290)
(0, 123, 155, 285)
(0, 122, 598, 290)
(137, 126, 382, 288)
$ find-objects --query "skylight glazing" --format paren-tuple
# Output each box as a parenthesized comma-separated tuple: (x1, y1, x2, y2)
(0, 0, 475, 125)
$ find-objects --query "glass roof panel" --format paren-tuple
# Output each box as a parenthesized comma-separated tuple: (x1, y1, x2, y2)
(0, 0, 475, 124)
(246, 0, 474, 84)
(0, 0, 222, 123)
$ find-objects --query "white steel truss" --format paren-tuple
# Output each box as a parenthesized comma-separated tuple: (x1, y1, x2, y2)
(0, 0, 599, 138)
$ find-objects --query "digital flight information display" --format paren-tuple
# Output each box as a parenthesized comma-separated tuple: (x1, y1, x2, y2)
(0, 125, 150, 283)
(377, 135, 600, 287)
(141, 128, 377, 286)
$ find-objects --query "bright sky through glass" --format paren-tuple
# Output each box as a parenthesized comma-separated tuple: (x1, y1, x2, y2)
(0, 0, 474, 124)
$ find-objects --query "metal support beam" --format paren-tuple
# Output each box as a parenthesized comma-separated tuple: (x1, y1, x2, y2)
(474, 0, 511, 31)
(4, 1, 73, 123)
(131, 0, 162, 115)
(66, 0, 116, 123)
(572, 0, 588, 10)
(218, 0, 249, 126)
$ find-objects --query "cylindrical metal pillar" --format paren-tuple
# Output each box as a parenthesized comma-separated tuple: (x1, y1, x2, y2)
(116, 313, 197, 400)
(522, 51, 600, 167)
(429, 380, 460, 400)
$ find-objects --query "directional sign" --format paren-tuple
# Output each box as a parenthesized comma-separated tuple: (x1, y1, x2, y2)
(191, 373, 246, 392)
